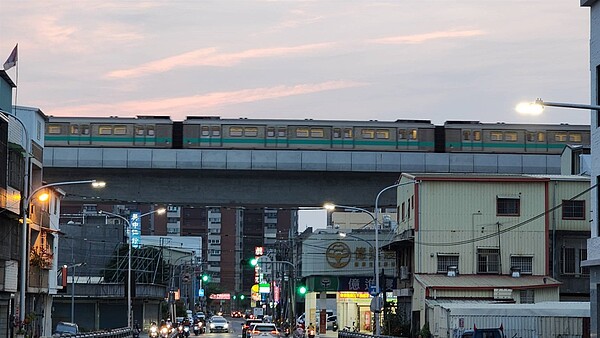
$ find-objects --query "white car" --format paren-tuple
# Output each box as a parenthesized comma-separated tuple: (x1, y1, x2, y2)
(209, 316, 229, 333)
(249, 323, 280, 338)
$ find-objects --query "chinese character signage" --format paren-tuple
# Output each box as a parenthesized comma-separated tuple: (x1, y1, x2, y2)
(130, 211, 141, 249)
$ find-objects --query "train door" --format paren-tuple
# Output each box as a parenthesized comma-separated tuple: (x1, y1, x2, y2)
(266, 126, 288, 148)
(67, 124, 80, 146)
(525, 131, 546, 152)
(79, 124, 91, 145)
(199, 125, 222, 147)
(332, 128, 343, 149)
(461, 129, 482, 151)
(134, 125, 146, 146)
(342, 127, 354, 149)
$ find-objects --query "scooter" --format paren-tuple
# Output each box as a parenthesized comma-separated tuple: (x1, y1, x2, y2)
(149, 324, 159, 338)
(332, 322, 338, 332)
(159, 326, 170, 338)
(193, 321, 205, 335)
(308, 328, 316, 338)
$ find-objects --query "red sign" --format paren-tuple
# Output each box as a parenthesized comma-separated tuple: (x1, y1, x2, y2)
(209, 293, 231, 300)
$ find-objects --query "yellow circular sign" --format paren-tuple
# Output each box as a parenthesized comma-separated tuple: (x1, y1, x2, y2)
(326, 241, 351, 268)
(251, 284, 259, 293)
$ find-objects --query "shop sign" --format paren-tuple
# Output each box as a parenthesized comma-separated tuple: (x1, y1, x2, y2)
(338, 291, 370, 299)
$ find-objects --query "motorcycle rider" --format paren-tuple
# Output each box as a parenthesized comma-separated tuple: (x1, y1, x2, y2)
(133, 320, 141, 338)
(149, 321, 159, 338)
(307, 323, 316, 338)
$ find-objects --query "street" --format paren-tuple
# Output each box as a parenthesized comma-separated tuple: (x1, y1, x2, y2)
(139, 318, 245, 338)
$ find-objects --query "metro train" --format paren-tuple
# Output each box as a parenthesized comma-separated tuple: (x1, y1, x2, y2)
(44, 116, 590, 154)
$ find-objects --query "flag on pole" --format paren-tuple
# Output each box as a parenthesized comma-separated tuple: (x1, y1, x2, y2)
(3, 44, 18, 71)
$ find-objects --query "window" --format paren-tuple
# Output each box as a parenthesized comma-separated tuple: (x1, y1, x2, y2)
(344, 128, 353, 138)
(113, 126, 127, 135)
(230, 127, 243, 137)
(310, 128, 324, 138)
(437, 255, 459, 273)
(211, 126, 220, 136)
(569, 133, 582, 142)
(491, 131, 503, 141)
(408, 129, 418, 140)
(267, 127, 275, 137)
(135, 126, 145, 136)
(361, 129, 375, 139)
(401, 202, 405, 221)
(477, 248, 500, 274)
(99, 126, 112, 135)
(70, 125, 79, 135)
(537, 132, 545, 142)
(201, 126, 209, 136)
(296, 128, 309, 137)
(473, 130, 481, 141)
(376, 129, 389, 139)
(244, 127, 258, 137)
(463, 130, 471, 141)
(510, 256, 532, 274)
(562, 200, 585, 220)
(554, 132, 567, 142)
(504, 132, 518, 141)
(561, 247, 576, 274)
(37, 121, 42, 140)
(497, 198, 520, 216)
(81, 125, 90, 135)
(581, 249, 589, 275)
(527, 132, 535, 142)
(47, 125, 62, 134)
(278, 128, 286, 137)
(398, 130, 406, 139)
(520, 289, 534, 304)
(147, 126, 155, 136)
(333, 128, 341, 138)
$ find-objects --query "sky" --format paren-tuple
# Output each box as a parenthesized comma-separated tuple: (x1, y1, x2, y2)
(0, 1, 592, 125)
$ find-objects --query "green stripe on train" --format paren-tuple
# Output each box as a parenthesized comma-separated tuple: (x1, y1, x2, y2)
(45, 136, 172, 143)
(445, 142, 568, 149)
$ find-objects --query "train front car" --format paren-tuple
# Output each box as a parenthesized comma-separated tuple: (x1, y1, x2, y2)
(444, 121, 590, 154)
(45, 116, 174, 148)
(181, 117, 436, 151)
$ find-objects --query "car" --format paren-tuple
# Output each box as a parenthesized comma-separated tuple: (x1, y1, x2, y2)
(324, 315, 337, 331)
(242, 319, 263, 338)
(209, 315, 230, 333)
(248, 323, 279, 338)
(54, 322, 79, 335)
(232, 311, 243, 318)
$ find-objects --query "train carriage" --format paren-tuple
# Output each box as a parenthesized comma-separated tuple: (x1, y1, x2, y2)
(45, 116, 173, 148)
(444, 121, 590, 154)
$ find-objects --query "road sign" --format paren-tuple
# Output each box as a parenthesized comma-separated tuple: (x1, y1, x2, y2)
(369, 285, 378, 296)
(370, 296, 383, 313)
(198, 288, 204, 297)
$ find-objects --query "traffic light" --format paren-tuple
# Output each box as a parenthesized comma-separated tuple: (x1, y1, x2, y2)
(240, 294, 245, 300)
(233, 295, 237, 300)
(297, 285, 307, 295)
(201, 274, 209, 282)
(250, 258, 259, 266)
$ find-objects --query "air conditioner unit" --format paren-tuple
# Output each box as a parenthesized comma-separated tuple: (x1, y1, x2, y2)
(400, 266, 410, 280)
(106, 218, 121, 225)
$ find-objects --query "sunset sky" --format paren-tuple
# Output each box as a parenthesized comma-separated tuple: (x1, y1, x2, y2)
(0, 1, 591, 125)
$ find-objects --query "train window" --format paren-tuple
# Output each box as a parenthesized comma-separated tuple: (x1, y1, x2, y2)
(463, 130, 470, 141)
(135, 126, 145, 136)
(310, 128, 324, 138)
(570, 133, 582, 142)
(409, 129, 418, 140)
(230, 127, 243, 137)
(278, 128, 286, 137)
(147, 127, 155, 136)
(361, 129, 375, 139)
(398, 129, 406, 139)
(99, 126, 112, 135)
(504, 132, 518, 141)
(527, 132, 535, 142)
(211, 126, 221, 136)
(70, 125, 79, 135)
(491, 131, 503, 141)
(537, 132, 545, 142)
(244, 127, 258, 137)
(376, 129, 389, 139)
(296, 128, 309, 137)
(344, 128, 352, 138)
(82, 125, 90, 135)
(113, 126, 127, 135)
(201, 126, 209, 136)
(555, 133, 567, 142)
(267, 127, 275, 137)
(333, 128, 341, 138)
(473, 131, 481, 141)
(47, 125, 62, 134)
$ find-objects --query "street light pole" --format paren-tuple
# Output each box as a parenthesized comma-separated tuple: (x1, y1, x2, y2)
(20, 180, 104, 324)
(99, 208, 165, 328)
(63, 262, 86, 323)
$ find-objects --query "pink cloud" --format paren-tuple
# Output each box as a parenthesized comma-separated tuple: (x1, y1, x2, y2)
(47, 80, 367, 118)
(370, 29, 485, 44)
(106, 43, 334, 79)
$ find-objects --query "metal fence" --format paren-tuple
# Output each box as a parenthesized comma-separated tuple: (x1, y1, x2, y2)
(51, 327, 132, 338)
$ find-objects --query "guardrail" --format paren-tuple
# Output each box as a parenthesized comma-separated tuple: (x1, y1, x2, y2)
(338, 330, 402, 338)
(51, 327, 132, 337)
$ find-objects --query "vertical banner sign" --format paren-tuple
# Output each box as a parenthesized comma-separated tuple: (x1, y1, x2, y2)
(274, 281, 280, 303)
(130, 211, 141, 249)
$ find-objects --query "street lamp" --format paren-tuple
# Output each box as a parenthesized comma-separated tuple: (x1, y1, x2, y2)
(99, 207, 166, 327)
(516, 98, 600, 115)
(63, 262, 86, 323)
(251, 256, 296, 325)
(168, 253, 195, 323)
(20, 180, 105, 325)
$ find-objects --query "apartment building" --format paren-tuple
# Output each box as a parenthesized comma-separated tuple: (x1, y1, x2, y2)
(390, 173, 590, 333)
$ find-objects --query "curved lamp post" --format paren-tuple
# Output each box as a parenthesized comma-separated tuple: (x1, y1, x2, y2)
(99, 207, 165, 327)
(168, 253, 195, 323)
(516, 98, 600, 115)
(63, 262, 86, 323)
(20, 180, 105, 324)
